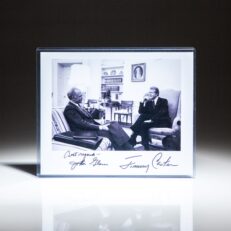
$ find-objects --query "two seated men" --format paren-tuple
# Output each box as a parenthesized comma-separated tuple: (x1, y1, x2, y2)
(64, 86, 173, 151)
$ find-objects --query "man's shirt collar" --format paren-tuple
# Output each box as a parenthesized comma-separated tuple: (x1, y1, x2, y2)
(70, 100, 80, 107)
(154, 96, 159, 105)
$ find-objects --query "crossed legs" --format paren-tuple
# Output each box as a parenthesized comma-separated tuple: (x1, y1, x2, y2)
(130, 114, 158, 150)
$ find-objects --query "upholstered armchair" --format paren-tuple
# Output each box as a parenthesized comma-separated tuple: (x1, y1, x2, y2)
(148, 89, 181, 150)
(52, 108, 111, 151)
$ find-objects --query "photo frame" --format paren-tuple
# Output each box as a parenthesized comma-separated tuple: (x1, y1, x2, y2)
(131, 63, 146, 82)
(37, 48, 195, 177)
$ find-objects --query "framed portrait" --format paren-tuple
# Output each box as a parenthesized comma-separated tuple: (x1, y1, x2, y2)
(37, 47, 195, 177)
(131, 63, 146, 82)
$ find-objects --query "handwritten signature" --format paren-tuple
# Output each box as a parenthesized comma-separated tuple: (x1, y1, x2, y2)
(120, 155, 150, 173)
(69, 156, 86, 170)
(64, 150, 95, 159)
(64, 151, 178, 173)
(66, 152, 108, 171)
(119, 152, 178, 173)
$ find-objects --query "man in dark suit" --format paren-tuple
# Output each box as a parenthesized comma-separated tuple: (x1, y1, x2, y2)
(130, 86, 171, 150)
(64, 87, 134, 150)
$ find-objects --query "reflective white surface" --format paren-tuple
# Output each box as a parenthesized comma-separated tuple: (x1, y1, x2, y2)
(0, 146, 231, 230)
(41, 178, 192, 231)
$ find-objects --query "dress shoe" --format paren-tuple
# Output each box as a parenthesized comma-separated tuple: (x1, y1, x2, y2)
(122, 142, 135, 150)
(128, 139, 137, 147)
(117, 142, 135, 150)
(142, 142, 150, 150)
(128, 133, 137, 146)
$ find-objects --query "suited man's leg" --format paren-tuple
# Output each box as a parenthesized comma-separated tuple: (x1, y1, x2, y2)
(97, 130, 119, 149)
(130, 114, 151, 145)
(130, 114, 151, 133)
(140, 122, 156, 150)
(97, 129, 133, 150)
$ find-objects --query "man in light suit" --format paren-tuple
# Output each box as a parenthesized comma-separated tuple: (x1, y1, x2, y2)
(64, 87, 134, 150)
(130, 86, 171, 150)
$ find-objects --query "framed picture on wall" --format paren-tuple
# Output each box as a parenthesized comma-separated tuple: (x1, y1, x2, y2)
(37, 47, 195, 177)
(131, 63, 146, 82)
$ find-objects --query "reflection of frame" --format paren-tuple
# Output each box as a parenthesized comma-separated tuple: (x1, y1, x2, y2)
(132, 63, 146, 82)
(42, 179, 192, 231)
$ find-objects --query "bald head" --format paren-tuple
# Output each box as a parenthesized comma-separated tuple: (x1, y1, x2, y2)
(67, 87, 83, 104)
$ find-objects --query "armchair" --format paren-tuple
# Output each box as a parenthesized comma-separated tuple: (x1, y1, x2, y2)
(52, 108, 111, 151)
(148, 89, 181, 150)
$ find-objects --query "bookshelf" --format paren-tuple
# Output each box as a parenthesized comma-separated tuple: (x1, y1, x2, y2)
(101, 66, 124, 100)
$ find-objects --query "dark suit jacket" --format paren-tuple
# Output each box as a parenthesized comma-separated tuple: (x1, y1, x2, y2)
(138, 97, 171, 127)
(64, 102, 100, 131)
(64, 102, 130, 148)
(130, 97, 171, 148)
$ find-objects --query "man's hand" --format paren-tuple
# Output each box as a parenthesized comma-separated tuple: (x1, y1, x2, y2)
(142, 93, 151, 106)
(100, 125, 109, 131)
(143, 93, 152, 102)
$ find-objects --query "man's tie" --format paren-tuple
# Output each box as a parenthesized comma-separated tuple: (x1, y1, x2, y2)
(153, 100, 155, 109)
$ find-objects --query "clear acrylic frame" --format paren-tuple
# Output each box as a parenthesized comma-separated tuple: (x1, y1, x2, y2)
(37, 47, 195, 177)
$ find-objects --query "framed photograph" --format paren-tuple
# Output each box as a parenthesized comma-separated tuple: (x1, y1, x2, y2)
(37, 48, 195, 177)
(132, 63, 146, 82)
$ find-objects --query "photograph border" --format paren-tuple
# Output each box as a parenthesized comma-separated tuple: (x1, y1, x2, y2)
(36, 47, 196, 178)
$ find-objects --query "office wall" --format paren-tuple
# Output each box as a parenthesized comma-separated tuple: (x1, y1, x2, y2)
(53, 61, 101, 107)
(54, 58, 180, 108)
(122, 59, 181, 102)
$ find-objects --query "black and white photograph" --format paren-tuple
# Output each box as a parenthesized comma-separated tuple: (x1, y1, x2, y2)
(38, 48, 194, 177)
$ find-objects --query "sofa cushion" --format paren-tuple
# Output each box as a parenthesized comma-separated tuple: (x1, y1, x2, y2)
(149, 127, 175, 136)
(53, 131, 104, 150)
